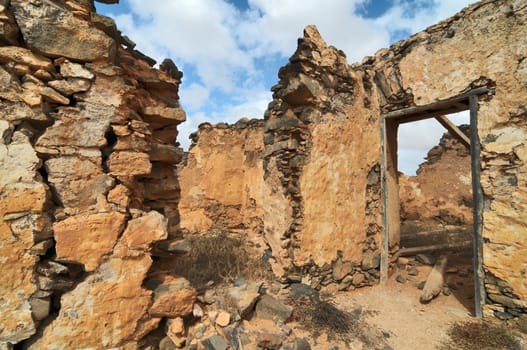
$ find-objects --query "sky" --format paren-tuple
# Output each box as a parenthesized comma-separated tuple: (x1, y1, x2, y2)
(96, 0, 475, 175)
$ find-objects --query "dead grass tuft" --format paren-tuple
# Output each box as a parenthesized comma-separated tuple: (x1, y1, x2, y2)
(173, 232, 273, 289)
(440, 321, 521, 350)
(287, 296, 381, 347)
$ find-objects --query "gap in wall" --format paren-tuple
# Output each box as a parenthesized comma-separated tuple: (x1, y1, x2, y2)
(397, 110, 475, 314)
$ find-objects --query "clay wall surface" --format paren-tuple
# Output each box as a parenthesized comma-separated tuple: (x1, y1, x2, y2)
(261, 26, 382, 290)
(364, 0, 527, 318)
(399, 127, 473, 226)
(177, 119, 265, 237)
(0, 0, 193, 348)
(261, 0, 527, 317)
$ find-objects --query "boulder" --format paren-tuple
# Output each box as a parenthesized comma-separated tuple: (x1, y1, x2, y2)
(115, 211, 168, 257)
(45, 156, 114, 209)
(165, 317, 186, 348)
(201, 334, 228, 350)
(143, 105, 186, 125)
(36, 108, 110, 155)
(254, 295, 293, 323)
(48, 78, 91, 95)
(27, 256, 158, 349)
(361, 251, 381, 270)
(0, 46, 53, 71)
(59, 60, 95, 79)
(227, 281, 261, 318)
(108, 151, 151, 176)
(333, 259, 353, 281)
(278, 73, 321, 106)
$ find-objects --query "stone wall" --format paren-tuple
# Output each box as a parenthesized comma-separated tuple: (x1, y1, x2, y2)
(1, 4, 526, 348)
(178, 119, 265, 237)
(363, 0, 527, 318)
(399, 126, 473, 226)
(262, 26, 383, 289)
(0, 0, 193, 348)
(260, 0, 527, 317)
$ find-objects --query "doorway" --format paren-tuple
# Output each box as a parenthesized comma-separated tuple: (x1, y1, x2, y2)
(380, 87, 487, 318)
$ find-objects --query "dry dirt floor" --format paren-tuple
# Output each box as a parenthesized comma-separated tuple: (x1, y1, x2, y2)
(322, 255, 527, 349)
(336, 272, 472, 349)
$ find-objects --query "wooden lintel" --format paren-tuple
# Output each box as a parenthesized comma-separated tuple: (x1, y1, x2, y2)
(395, 107, 463, 124)
(382, 86, 489, 120)
(454, 102, 469, 110)
(435, 115, 471, 149)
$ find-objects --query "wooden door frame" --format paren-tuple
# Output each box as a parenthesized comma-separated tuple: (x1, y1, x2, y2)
(380, 87, 488, 318)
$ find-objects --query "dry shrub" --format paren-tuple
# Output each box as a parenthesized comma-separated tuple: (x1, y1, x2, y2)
(287, 296, 381, 347)
(440, 321, 521, 350)
(173, 232, 273, 289)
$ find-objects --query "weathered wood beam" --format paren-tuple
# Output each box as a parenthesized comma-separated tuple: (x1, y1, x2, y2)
(395, 107, 463, 124)
(420, 255, 448, 303)
(382, 86, 488, 120)
(435, 115, 471, 149)
(469, 93, 486, 319)
(399, 242, 472, 256)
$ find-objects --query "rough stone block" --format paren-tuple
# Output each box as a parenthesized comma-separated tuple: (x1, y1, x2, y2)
(54, 212, 126, 271)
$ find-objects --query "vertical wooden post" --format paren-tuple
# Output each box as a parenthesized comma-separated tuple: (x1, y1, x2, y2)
(469, 94, 486, 319)
(381, 117, 400, 284)
(381, 118, 389, 283)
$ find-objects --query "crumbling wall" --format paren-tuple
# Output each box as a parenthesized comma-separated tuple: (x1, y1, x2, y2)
(261, 0, 527, 317)
(363, 0, 527, 318)
(399, 127, 473, 227)
(262, 26, 382, 290)
(178, 119, 265, 237)
(0, 0, 193, 348)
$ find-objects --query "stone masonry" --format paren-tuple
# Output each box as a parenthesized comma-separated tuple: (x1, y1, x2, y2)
(1, 1, 527, 348)
(178, 118, 265, 238)
(258, 0, 527, 315)
(0, 0, 193, 348)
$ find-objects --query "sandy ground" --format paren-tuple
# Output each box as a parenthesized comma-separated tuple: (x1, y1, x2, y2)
(331, 259, 478, 349)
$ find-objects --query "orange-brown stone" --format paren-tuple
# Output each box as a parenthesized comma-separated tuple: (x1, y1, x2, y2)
(54, 212, 126, 271)
(147, 274, 196, 318)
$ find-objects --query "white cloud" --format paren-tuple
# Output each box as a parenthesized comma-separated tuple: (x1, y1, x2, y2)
(398, 111, 470, 174)
(114, 0, 254, 92)
(218, 89, 271, 123)
(103, 0, 476, 159)
(180, 83, 210, 111)
(177, 112, 211, 150)
(177, 86, 271, 149)
(374, 0, 476, 41)
(238, 0, 389, 63)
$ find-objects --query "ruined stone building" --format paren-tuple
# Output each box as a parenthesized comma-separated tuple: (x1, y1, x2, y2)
(0, 0, 526, 348)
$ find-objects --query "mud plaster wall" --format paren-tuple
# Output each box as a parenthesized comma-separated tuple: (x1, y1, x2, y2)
(365, 0, 527, 318)
(177, 119, 265, 238)
(0, 0, 195, 348)
(262, 26, 383, 290)
(262, 0, 527, 314)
